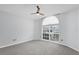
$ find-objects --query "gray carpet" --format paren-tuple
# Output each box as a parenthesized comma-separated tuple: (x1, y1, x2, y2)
(0, 40, 79, 55)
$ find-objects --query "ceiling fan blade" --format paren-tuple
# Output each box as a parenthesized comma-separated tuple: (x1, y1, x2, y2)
(54, 13, 63, 16)
(31, 12, 44, 16)
(31, 13, 37, 15)
(39, 13, 44, 15)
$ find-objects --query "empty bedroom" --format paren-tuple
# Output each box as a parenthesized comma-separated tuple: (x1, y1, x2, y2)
(0, 4, 79, 55)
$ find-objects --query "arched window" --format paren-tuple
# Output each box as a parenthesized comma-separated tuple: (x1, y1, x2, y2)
(42, 16, 60, 41)
(42, 16, 59, 25)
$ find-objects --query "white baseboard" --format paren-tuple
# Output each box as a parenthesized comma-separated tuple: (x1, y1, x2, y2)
(0, 39, 33, 48)
(61, 43, 79, 52)
(42, 39, 79, 52)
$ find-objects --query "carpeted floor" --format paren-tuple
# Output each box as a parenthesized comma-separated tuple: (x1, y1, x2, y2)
(0, 40, 79, 55)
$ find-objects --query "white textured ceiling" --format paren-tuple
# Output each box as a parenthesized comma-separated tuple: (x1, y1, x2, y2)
(40, 4, 79, 16)
(0, 4, 79, 19)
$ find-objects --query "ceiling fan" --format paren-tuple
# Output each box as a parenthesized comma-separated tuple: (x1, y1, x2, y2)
(31, 5, 44, 16)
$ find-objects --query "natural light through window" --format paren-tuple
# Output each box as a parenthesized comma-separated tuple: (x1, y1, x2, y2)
(42, 16, 59, 25)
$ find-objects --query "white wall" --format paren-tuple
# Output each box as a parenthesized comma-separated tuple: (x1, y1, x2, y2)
(0, 10, 34, 48)
(56, 8, 79, 52)
(33, 19, 42, 40)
